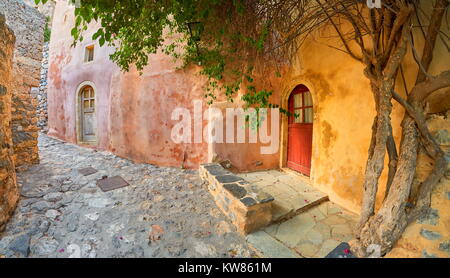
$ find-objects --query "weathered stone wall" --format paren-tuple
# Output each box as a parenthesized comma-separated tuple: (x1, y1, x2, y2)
(0, 0, 45, 167)
(0, 14, 18, 232)
(23, 0, 55, 132)
(31, 42, 49, 131)
(23, 0, 56, 24)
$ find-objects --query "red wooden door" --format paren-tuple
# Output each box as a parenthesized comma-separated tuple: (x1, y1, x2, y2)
(287, 85, 313, 176)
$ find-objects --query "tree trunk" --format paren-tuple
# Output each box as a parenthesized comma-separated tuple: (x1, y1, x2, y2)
(357, 116, 418, 256)
(351, 0, 449, 257)
(358, 79, 393, 232)
(385, 125, 398, 200)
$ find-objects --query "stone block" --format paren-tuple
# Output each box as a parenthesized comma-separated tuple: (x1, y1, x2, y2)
(246, 231, 301, 258)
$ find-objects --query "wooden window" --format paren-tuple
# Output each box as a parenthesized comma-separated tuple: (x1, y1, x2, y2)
(84, 45, 94, 62)
(81, 86, 95, 109)
(289, 86, 313, 124)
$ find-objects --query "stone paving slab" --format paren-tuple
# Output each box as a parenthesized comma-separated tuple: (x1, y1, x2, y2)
(239, 170, 358, 258)
(78, 167, 98, 176)
(260, 201, 359, 258)
(96, 176, 129, 192)
(246, 231, 301, 258)
(238, 171, 328, 222)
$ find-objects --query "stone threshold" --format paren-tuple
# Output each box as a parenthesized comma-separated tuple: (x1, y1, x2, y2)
(272, 195, 328, 224)
(200, 164, 330, 236)
(280, 167, 313, 185)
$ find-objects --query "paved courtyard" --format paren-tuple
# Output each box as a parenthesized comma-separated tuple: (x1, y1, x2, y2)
(0, 133, 361, 258)
(239, 171, 359, 258)
(238, 171, 328, 222)
(248, 201, 359, 258)
(0, 134, 255, 258)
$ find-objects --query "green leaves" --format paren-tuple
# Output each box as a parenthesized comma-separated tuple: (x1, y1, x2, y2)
(92, 29, 103, 40)
(70, 27, 77, 37)
(36, 0, 284, 114)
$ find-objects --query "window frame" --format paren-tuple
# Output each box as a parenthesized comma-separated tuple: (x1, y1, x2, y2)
(289, 86, 313, 125)
(80, 85, 95, 112)
(84, 44, 95, 63)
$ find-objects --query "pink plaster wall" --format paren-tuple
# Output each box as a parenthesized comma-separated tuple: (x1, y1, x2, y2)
(47, 2, 115, 150)
(48, 1, 283, 170)
(108, 64, 209, 168)
(47, 1, 210, 168)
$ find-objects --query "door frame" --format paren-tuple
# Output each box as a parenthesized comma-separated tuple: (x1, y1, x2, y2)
(279, 77, 318, 181)
(75, 81, 98, 145)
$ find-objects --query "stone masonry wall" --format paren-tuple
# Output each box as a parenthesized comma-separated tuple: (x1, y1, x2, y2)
(24, 0, 56, 131)
(0, 0, 45, 167)
(24, 0, 55, 131)
(0, 14, 19, 232)
(23, 0, 56, 23)
(32, 42, 49, 131)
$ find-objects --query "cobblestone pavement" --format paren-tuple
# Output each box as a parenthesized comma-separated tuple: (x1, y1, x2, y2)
(0, 134, 255, 258)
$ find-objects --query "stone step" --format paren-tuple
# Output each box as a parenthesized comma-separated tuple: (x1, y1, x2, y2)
(199, 164, 275, 234)
(200, 164, 329, 235)
(237, 170, 328, 224)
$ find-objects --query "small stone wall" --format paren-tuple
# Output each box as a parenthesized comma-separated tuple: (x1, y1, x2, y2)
(0, 14, 18, 232)
(199, 164, 274, 234)
(33, 42, 49, 131)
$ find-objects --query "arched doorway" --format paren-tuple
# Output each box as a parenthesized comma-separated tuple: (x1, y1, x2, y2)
(287, 85, 313, 176)
(78, 85, 96, 143)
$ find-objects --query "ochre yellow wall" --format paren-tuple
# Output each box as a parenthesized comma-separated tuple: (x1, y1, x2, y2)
(47, 0, 449, 220)
(265, 1, 450, 214)
(274, 35, 399, 214)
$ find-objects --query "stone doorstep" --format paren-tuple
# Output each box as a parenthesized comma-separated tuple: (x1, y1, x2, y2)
(200, 164, 330, 235)
(280, 167, 313, 185)
(199, 163, 275, 234)
(238, 169, 329, 225)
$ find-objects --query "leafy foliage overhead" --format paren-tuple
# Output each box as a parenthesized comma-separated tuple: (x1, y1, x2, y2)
(35, 0, 327, 114)
(35, 0, 445, 113)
